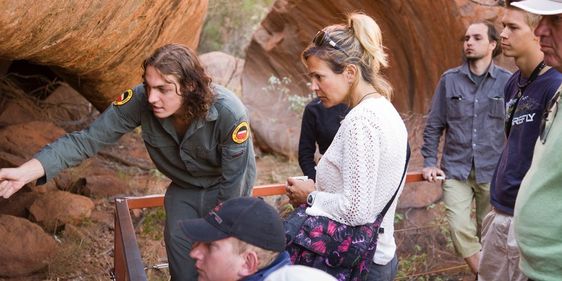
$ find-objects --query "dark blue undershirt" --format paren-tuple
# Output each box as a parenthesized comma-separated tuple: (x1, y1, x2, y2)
(298, 98, 348, 180)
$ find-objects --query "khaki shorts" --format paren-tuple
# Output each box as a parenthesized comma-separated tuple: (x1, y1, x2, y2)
(478, 209, 527, 281)
(442, 175, 490, 258)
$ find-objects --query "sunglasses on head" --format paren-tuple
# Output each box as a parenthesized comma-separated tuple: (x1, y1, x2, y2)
(312, 30, 349, 56)
(540, 91, 560, 144)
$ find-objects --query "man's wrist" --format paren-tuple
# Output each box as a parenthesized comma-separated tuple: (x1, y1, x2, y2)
(24, 158, 46, 184)
(423, 160, 437, 168)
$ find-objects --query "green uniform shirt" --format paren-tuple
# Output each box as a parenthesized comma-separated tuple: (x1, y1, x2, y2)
(34, 83, 256, 202)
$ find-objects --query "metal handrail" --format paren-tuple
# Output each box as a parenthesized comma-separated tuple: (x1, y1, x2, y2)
(113, 171, 425, 280)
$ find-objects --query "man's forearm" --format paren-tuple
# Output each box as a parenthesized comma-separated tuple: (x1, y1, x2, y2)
(20, 158, 46, 184)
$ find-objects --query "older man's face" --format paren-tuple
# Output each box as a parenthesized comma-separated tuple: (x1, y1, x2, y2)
(535, 15, 562, 71)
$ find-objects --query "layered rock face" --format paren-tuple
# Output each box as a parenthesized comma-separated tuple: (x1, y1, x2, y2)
(200, 51, 244, 95)
(0, 0, 208, 110)
(242, 0, 506, 156)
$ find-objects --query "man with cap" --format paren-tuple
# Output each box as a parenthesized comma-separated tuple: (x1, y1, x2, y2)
(180, 197, 291, 281)
(508, 1, 562, 280)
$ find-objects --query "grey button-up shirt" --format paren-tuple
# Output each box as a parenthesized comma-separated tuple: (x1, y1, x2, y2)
(35, 83, 256, 202)
(422, 62, 511, 183)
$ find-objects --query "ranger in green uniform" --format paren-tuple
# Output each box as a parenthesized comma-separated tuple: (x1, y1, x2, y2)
(0, 44, 256, 281)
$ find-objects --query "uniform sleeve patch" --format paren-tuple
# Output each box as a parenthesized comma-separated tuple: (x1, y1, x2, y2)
(232, 121, 250, 144)
(113, 89, 134, 106)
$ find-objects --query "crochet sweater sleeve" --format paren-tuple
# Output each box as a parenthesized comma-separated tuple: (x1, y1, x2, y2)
(306, 111, 383, 226)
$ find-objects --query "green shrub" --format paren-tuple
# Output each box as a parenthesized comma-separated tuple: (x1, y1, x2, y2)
(199, 0, 274, 58)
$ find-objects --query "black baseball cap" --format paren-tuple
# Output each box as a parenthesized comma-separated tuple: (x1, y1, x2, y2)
(179, 197, 286, 252)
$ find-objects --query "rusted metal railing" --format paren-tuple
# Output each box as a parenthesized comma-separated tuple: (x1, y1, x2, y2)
(113, 172, 425, 280)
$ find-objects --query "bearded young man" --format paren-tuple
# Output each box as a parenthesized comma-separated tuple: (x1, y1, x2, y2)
(421, 22, 511, 275)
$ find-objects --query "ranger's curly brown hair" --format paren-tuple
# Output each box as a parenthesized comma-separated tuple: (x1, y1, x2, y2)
(143, 44, 214, 121)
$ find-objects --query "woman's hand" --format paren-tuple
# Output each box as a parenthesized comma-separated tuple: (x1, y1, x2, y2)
(286, 177, 315, 206)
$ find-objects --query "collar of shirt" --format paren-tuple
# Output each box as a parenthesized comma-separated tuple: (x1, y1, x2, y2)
(460, 61, 499, 80)
(241, 251, 291, 281)
(205, 103, 218, 121)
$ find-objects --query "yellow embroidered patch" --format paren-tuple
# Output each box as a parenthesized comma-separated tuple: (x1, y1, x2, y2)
(113, 89, 134, 106)
(232, 121, 250, 144)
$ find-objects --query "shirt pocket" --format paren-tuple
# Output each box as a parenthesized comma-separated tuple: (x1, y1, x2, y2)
(487, 93, 505, 120)
(447, 94, 467, 120)
(141, 131, 177, 149)
(181, 143, 220, 169)
(223, 144, 246, 161)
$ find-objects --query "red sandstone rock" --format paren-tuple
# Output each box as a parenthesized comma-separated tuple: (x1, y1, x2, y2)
(242, 0, 508, 156)
(398, 182, 443, 209)
(29, 191, 95, 232)
(0, 0, 208, 111)
(0, 151, 25, 168)
(0, 101, 44, 126)
(0, 215, 58, 277)
(200, 51, 245, 95)
(0, 83, 99, 130)
(98, 131, 154, 171)
(400, 206, 445, 229)
(0, 191, 40, 218)
(79, 174, 129, 198)
(0, 121, 66, 159)
(44, 83, 99, 132)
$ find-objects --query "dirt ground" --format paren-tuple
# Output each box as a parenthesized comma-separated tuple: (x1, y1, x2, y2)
(0, 153, 474, 281)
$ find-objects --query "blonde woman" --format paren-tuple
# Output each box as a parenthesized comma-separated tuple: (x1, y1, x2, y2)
(286, 13, 408, 281)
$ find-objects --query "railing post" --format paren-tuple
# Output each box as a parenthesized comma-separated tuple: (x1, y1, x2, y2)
(114, 199, 126, 281)
(115, 197, 148, 281)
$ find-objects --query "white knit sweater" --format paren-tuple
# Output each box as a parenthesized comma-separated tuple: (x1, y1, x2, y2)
(306, 97, 408, 226)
